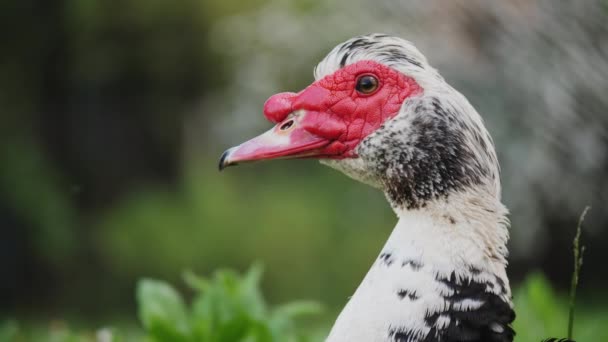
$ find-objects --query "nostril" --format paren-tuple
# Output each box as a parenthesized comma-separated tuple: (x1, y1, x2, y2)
(279, 119, 295, 131)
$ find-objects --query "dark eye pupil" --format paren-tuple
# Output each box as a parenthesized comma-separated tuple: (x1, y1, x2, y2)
(356, 75, 378, 94)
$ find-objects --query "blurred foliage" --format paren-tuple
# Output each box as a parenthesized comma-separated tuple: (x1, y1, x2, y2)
(0, 319, 114, 342)
(3, 270, 608, 341)
(137, 264, 321, 342)
(513, 273, 608, 341)
(2, 265, 323, 342)
(95, 162, 392, 308)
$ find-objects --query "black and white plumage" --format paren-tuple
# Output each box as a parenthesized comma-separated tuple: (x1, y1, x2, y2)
(320, 34, 513, 342)
(221, 33, 515, 342)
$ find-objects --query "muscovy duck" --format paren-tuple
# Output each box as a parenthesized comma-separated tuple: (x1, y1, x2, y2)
(219, 33, 515, 342)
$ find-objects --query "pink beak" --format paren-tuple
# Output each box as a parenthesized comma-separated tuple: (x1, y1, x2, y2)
(218, 111, 330, 170)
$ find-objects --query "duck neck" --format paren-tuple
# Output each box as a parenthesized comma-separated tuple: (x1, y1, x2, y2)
(388, 187, 511, 280)
(326, 187, 514, 342)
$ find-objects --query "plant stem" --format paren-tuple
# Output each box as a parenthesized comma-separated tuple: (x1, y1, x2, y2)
(568, 206, 590, 340)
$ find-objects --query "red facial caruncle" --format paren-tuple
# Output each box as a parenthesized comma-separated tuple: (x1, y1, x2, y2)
(219, 60, 422, 169)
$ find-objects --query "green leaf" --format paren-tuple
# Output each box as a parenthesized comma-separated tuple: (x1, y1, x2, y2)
(183, 270, 211, 292)
(135, 265, 323, 342)
(137, 278, 191, 342)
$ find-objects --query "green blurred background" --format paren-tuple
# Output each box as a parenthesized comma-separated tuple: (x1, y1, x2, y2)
(1, 0, 607, 339)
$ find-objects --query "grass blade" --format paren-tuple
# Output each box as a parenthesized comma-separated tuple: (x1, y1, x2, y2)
(567, 206, 590, 340)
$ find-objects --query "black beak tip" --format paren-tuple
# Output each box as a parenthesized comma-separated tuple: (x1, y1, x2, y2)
(218, 149, 234, 171)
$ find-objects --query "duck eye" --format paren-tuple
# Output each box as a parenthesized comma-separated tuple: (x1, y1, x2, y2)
(355, 75, 379, 95)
